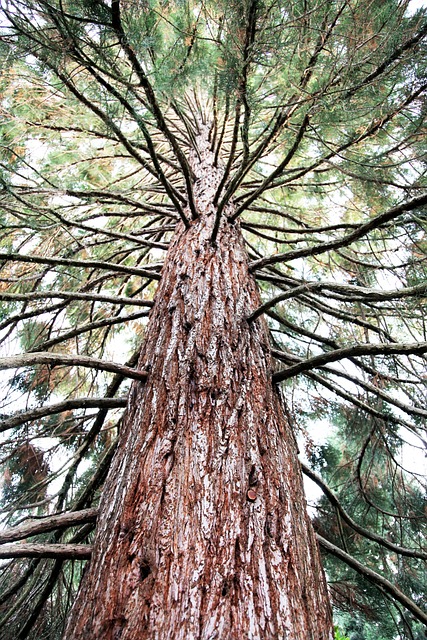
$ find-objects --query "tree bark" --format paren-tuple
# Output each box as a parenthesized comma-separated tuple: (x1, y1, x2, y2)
(63, 127, 333, 639)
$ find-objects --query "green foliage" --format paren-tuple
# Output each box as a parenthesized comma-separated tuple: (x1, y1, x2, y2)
(312, 402, 426, 639)
(334, 626, 350, 640)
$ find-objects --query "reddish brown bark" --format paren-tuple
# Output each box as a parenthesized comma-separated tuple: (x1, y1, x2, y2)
(63, 127, 333, 639)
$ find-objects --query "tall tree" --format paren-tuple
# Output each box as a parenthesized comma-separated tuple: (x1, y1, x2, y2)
(0, 0, 426, 638)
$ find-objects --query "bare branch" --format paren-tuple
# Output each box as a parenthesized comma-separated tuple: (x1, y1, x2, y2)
(0, 252, 162, 280)
(273, 342, 427, 383)
(317, 534, 427, 626)
(110, 0, 197, 222)
(0, 509, 98, 544)
(249, 280, 427, 322)
(303, 464, 427, 559)
(251, 194, 427, 271)
(0, 353, 148, 381)
(0, 291, 154, 308)
(0, 544, 92, 560)
(0, 397, 127, 433)
(231, 114, 311, 220)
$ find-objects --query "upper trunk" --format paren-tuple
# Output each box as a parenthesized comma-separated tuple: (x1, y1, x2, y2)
(63, 127, 333, 639)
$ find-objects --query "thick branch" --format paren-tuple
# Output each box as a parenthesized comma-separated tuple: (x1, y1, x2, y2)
(0, 397, 127, 433)
(251, 194, 427, 271)
(273, 347, 427, 422)
(211, 101, 242, 244)
(0, 544, 92, 560)
(0, 252, 162, 280)
(110, 0, 197, 222)
(0, 508, 98, 544)
(231, 114, 310, 220)
(78, 60, 191, 227)
(273, 342, 427, 382)
(0, 291, 154, 308)
(0, 353, 148, 380)
(317, 535, 427, 626)
(32, 310, 150, 352)
(345, 21, 427, 98)
(303, 464, 427, 559)
(249, 280, 427, 322)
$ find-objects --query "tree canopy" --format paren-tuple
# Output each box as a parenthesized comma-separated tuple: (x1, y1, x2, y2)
(0, 0, 426, 638)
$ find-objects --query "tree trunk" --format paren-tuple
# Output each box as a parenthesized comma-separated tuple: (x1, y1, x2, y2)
(63, 127, 333, 640)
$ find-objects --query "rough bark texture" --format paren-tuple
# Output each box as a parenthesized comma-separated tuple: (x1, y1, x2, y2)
(63, 127, 333, 640)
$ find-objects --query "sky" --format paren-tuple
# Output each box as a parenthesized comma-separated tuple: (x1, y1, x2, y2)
(407, 0, 427, 12)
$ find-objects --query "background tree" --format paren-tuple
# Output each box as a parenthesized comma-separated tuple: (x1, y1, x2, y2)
(0, 0, 426, 638)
